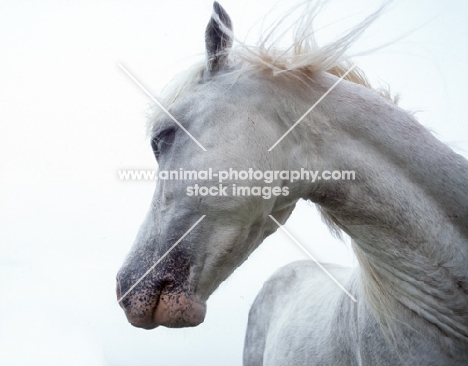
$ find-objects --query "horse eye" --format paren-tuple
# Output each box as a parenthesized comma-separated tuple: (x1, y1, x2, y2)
(151, 128, 176, 159)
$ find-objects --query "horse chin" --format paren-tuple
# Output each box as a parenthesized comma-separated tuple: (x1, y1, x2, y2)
(153, 292, 207, 328)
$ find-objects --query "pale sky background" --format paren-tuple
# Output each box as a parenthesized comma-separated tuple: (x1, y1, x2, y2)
(0, 0, 467, 365)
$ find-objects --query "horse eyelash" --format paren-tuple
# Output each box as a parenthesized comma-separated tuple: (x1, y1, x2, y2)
(151, 128, 176, 158)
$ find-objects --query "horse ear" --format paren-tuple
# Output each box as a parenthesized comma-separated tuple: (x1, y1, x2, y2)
(205, 2, 233, 75)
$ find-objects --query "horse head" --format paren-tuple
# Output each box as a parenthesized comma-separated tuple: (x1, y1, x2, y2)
(116, 2, 302, 329)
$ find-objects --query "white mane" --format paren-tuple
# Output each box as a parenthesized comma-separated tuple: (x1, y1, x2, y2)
(148, 0, 394, 134)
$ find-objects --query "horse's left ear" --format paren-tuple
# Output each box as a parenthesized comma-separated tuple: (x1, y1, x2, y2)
(205, 2, 233, 75)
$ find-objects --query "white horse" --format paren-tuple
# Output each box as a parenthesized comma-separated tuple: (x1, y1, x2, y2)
(116, 2, 468, 365)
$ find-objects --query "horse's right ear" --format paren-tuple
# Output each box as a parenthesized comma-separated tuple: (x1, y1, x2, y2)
(204, 2, 233, 76)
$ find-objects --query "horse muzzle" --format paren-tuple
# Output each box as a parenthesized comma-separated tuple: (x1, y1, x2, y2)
(116, 277, 206, 329)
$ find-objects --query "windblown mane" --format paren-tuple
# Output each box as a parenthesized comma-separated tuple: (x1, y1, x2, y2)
(149, 1, 394, 134)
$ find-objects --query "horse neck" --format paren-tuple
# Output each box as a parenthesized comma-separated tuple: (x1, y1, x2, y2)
(282, 71, 468, 341)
